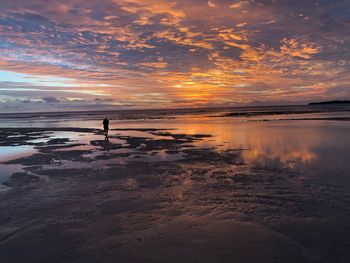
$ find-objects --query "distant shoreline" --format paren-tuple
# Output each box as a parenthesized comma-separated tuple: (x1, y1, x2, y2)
(0, 104, 304, 116)
(309, 100, 350, 105)
(1, 103, 350, 118)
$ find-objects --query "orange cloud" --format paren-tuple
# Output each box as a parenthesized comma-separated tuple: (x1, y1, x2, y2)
(280, 38, 321, 59)
(0, 0, 348, 111)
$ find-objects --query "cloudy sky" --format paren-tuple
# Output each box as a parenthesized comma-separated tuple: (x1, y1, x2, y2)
(0, 0, 349, 112)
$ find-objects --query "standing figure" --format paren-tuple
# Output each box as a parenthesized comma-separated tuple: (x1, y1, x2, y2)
(103, 117, 109, 141)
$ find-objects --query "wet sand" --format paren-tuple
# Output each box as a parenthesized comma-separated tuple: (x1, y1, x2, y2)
(0, 127, 350, 263)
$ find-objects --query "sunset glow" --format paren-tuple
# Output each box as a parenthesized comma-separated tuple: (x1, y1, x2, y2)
(0, 0, 349, 111)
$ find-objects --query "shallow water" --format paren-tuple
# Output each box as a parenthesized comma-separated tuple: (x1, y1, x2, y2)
(0, 163, 24, 192)
(111, 118, 350, 178)
(0, 146, 37, 162)
(1, 109, 350, 180)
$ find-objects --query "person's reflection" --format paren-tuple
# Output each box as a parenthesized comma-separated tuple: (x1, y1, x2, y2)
(103, 117, 109, 141)
(103, 140, 110, 152)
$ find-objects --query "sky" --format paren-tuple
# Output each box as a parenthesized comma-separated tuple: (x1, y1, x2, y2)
(0, 0, 349, 112)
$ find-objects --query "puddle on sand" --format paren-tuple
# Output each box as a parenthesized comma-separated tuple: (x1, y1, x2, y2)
(81, 148, 135, 159)
(0, 129, 184, 189)
(134, 150, 185, 162)
(55, 145, 98, 152)
(115, 130, 173, 140)
(39, 148, 184, 173)
(44, 158, 130, 170)
(0, 144, 38, 190)
(0, 146, 37, 162)
(0, 164, 24, 191)
(51, 149, 181, 170)
(74, 132, 126, 145)
(0, 164, 24, 182)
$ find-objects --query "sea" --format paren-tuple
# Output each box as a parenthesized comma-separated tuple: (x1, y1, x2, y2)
(1, 104, 350, 179)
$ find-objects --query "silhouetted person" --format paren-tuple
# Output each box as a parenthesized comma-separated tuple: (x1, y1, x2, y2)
(103, 117, 109, 141)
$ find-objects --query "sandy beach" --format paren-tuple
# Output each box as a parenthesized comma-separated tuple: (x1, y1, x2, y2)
(1, 119, 350, 262)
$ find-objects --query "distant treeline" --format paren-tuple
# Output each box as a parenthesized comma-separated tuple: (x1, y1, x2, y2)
(309, 100, 350, 105)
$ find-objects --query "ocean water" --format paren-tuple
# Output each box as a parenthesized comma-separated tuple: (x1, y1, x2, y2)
(1, 105, 350, 178)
